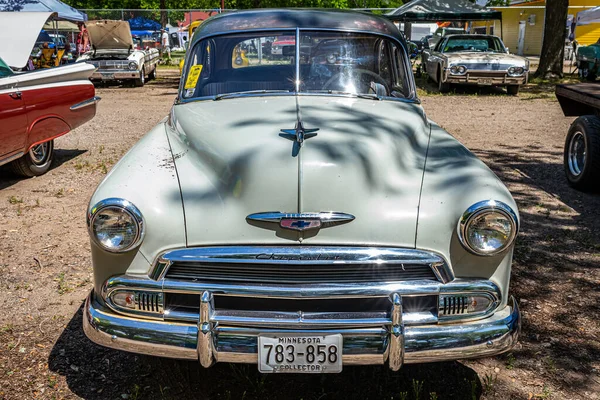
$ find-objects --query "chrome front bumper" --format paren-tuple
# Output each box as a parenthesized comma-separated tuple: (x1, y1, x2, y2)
(91, 70, 141, 80)
(445, 74, 527, 86)
(83, 291, 520, 370)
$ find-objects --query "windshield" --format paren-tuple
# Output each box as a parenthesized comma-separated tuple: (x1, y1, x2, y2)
(181, 30, 412, 100)
(0, 57, 13, 78)
(442, 36, 506, 53)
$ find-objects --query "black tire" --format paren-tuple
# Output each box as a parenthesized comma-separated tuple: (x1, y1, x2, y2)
(564, 115, 600, 191)
(134, 67, 145, 87)
(148, 66, 156, 80)
(10, 140, 54, 177)
(437, 67, 450, 93)
(506, 85, 520, 96)
(585, 72, 597, 82)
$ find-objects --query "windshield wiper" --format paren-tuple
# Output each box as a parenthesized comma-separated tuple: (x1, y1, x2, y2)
(213, 90, 291, 100)
(306, 90, 382, 100)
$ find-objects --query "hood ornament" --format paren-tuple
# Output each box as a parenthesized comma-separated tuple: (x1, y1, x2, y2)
(279, 121, 319, 145)
(247, 212, 355, 232)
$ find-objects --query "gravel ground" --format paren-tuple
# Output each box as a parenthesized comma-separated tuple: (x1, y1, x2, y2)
(0, 70, 599, 399)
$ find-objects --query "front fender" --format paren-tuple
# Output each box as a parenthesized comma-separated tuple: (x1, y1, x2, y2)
(416, 123, 519, 308)
(88, 122, 185, 294)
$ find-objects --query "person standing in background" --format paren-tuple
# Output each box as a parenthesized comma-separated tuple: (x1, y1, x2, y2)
(161, 28, 170, 58)
(77, 22, 89, 56)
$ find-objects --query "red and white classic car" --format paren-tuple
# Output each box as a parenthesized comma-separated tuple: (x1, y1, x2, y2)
(0, 12, 99, 177)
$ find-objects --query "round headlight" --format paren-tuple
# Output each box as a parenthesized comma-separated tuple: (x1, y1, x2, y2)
(128, 61, 137, 70)
(88, 198, 144, 253)
(458, 200, 518, 256)
(450, 65, 459, 74)
(458, 65, 467, 74)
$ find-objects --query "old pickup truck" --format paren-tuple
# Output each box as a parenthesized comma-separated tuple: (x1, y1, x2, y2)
(556, 83, 600, 191)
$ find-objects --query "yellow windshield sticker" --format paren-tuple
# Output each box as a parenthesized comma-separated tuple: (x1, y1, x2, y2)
(184, 65, 203, 89)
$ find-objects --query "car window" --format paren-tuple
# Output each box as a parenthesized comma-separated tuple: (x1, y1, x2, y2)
(230, 35, 294, 69)
(299, 31, 410, 98)
(181, 30, 412, 100)
(0, 57, 13, 78)
(443, 37, 506, 53)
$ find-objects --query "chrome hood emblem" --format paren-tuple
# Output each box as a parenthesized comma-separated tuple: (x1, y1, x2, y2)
(279, 121, 319, 145)
(247, 212, 355, 231)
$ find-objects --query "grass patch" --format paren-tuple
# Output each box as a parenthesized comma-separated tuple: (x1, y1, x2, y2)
(8, 196, 23, 204)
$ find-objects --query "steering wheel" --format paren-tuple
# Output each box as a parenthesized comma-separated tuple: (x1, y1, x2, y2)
(323, 68, 389, 94)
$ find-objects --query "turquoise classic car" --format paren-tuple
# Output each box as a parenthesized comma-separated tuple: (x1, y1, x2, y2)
(577, 40, 600, 81)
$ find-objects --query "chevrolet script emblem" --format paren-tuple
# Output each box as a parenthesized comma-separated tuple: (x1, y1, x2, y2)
(247, 212, 355, 232)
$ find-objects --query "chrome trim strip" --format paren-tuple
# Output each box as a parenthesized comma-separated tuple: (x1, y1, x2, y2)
(102, 275, 500, 324)
(105, 276, 497, 301)
(70, 96, 101, 111)
(83, 292, 520, 368)
(165, 309, 438, 327)
(0, 151, 24, 168)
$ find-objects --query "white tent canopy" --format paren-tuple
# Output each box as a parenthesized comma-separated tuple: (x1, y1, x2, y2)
(0, 11, 54, 68)
(577, 6, 600, 26)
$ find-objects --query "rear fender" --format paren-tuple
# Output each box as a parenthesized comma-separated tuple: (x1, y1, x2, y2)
(27, 115, 70, 150)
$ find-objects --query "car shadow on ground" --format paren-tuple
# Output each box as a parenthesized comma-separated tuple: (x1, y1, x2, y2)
(473, 144, 600, 393)
(49, 305, 485, 400)
(0, 149, 86, 190)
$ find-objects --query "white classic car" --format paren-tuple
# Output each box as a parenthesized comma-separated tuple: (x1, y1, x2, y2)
(422, 34, 529, 94)
(83, 10, 520, 374)
(77, 20, 159, 86)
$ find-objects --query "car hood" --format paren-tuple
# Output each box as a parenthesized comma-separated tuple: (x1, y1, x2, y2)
(445, 52, 527, 66)
(167, 96, 431, 248)
(0, 11, 54, 68)
(86, 20, 133, 50)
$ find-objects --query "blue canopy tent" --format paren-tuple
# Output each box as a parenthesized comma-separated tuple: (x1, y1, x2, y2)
(0, 0, 87, 22)
(127, 16, 161, 31)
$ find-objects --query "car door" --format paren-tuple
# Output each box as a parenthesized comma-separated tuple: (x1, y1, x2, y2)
(0, 76, 28, 159)
(427, 38, 445, 80)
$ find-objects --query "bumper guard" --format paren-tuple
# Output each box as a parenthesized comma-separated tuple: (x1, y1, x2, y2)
(83, 291, 520, 370)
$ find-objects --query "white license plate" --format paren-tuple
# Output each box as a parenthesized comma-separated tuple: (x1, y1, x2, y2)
(101, 73, 114, 80)
(478, 78, 493, 85)
(258, 334, 343, 373)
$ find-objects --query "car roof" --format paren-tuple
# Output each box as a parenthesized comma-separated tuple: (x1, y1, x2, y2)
(192, 9, 403, 44)
(444, 34, 501, 40)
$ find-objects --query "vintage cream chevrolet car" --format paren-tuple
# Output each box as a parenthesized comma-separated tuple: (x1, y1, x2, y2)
(77, 20, 159, 87)
(422, 34, 529, 95)
(83, 10, 520, 373)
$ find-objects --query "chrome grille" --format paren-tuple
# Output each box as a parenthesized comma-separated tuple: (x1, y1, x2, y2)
(155, 246, 452, 284)
(165, 262, 436, 283)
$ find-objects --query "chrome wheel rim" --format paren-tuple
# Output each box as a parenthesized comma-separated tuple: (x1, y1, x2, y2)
(568, 131, 586, 177)
(29, 142, 50, 165)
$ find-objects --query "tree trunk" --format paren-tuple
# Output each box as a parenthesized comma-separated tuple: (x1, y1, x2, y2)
(160, 0, 168, 28)
(534, 0, 569, 78)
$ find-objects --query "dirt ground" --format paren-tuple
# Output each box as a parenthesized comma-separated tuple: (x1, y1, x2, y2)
(0, 69, 599, 400)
